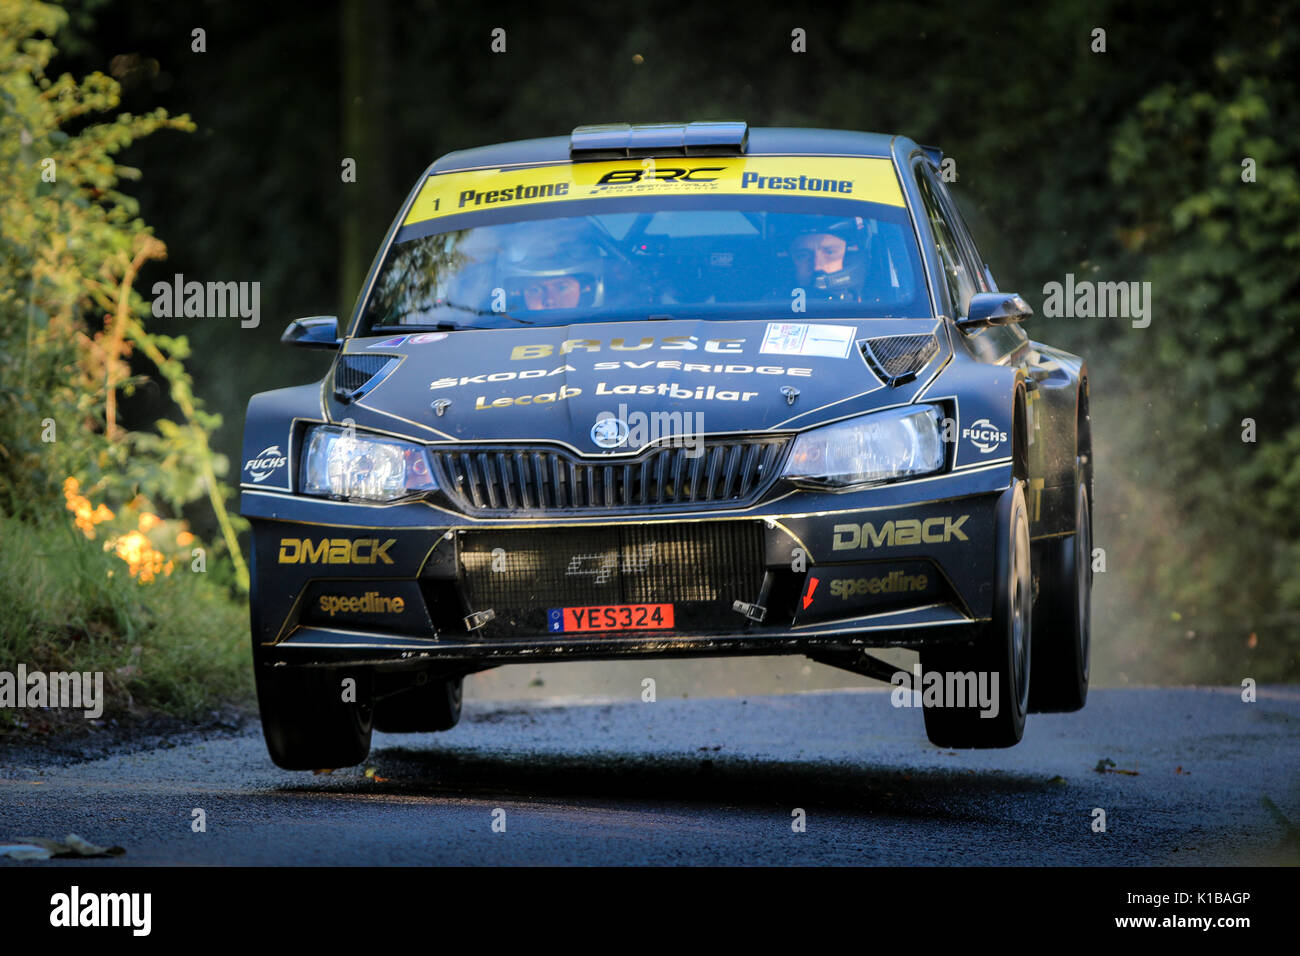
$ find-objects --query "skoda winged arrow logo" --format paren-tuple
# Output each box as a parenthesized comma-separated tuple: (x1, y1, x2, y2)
(590, 416, 630, 450)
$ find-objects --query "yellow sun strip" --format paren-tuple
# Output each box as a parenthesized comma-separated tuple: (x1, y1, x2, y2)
(403, 156, 904, 227)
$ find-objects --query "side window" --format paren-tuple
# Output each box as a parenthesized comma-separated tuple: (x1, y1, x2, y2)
(929, 178, 986, 291)
(929, 166, 1028, 362)
(914, 164, 976, 317)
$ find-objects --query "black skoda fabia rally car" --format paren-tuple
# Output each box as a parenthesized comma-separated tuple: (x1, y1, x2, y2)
(241, 123, 1093, 769)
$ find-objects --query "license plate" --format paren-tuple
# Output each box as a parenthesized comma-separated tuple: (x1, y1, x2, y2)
(547, 603, 674, 633)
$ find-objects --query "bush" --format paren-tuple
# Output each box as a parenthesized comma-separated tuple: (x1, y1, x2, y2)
(0, 511, 251, 728)
(0, 1, 252, 727)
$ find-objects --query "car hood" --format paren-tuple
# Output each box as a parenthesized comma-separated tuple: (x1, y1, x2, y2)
(335, 317, 948, 453)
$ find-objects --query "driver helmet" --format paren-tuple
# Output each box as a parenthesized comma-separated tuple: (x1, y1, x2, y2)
(501, 222, 607, 311)
(780, 216, 870, 300)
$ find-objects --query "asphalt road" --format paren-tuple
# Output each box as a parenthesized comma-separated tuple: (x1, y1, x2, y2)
(1, 687, 1298, 865)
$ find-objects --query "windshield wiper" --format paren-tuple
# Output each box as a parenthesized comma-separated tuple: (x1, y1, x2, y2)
(434, 301, 534, 326)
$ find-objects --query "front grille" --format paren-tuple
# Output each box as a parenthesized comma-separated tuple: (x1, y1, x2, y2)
(431, 439, 789, 514)
(457, 522, 766, 636)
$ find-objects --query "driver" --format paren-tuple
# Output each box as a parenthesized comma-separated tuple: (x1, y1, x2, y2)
(785, 219, 867, 302)
(791, 231, 848, 284)
(502, 223, 607, 312)
(521, 274, 582, 310)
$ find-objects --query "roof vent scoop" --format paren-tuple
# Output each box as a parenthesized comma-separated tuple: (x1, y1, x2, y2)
(570, 121, 749, 160)
(860, 334, 940, 387)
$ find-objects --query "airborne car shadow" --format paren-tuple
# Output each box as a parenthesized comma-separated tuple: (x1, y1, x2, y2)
(278, 739, 1058, 822)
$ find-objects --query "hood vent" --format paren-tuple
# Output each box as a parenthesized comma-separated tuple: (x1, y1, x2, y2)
(334, 353, 399, 403)
(860, 334, 939, 387)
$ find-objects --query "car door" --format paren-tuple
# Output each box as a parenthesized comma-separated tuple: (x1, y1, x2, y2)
(921, 162, 1074, 528)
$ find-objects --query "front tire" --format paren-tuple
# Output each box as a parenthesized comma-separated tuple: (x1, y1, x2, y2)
(255, 664, 374, 771)
(921, 480, 1032, 748)
(1029, 479, 1092, 712)
(373, 674, 463, 733)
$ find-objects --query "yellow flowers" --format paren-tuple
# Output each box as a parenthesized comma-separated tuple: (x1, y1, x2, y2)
(63, 476, 113, 538)
(63, 476, 190, 583)
(108, 529, 173, 583)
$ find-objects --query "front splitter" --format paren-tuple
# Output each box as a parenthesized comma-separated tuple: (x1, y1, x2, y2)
(265, 601, 985, 668)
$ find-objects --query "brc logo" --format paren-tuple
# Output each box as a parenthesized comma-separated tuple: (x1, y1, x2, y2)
(831, 516, 970, 551)
(277, 538, 396, 565)
(595, 166, 724, 185)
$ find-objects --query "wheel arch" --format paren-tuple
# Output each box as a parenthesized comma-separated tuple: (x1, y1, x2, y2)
(1076, 372, 1093, 515)
(1012, 382, 1029, 482)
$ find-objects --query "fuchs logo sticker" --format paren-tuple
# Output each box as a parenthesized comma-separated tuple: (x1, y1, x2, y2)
(409, 332, 447, 345)
(244, 445, 287, 482)
(591, 416, 630, 449)
(961, 418, 1008, 454)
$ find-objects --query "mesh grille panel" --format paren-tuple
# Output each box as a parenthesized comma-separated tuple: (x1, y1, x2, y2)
(861, 334, 939, 383)
(458, 522, 765, 636)
(335, 353, 395, 393)
(432, 439, 788, 514)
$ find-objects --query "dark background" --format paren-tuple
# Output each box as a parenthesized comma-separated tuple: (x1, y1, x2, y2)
(42, 0, 1300, 685)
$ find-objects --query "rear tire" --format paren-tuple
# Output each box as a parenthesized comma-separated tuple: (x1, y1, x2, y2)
(921, 480, 1032, 748)
(373, 674, 463, 733)
(256, 665, 374, 771)
(1029, 479, 1092, 712)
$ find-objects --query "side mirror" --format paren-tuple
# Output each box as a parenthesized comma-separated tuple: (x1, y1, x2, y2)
(956, 292, 1032, 331)
(281, 316, 341, 350)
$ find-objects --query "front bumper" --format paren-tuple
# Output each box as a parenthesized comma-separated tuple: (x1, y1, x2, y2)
(243, 458, 1011, 668)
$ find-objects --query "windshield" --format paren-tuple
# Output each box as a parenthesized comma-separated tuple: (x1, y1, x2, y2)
(360, 161, 928, 332)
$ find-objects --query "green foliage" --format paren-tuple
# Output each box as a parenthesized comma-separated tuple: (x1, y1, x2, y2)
(0, 511, 251, 727)
(0, 0, 246, 587)
(1100, 19, 1300, 681)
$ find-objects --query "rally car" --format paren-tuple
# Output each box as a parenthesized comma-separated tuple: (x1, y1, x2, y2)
(241, 122, 1093, 769)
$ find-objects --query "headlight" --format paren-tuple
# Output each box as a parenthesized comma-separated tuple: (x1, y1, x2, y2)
(782, 405, 945, 487)
(302, 425, 437, 502)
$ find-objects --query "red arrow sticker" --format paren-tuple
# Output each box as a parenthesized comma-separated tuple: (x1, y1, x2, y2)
(803, 576, 819, 609)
